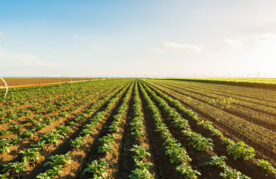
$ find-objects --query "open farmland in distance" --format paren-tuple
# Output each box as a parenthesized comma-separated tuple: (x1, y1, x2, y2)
(2, 78, 104, 88)
(0, 79, 275, 179)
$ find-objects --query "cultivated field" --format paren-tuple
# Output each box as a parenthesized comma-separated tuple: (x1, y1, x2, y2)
(0, 79, 275, 179)
(1, 78, 100, 88)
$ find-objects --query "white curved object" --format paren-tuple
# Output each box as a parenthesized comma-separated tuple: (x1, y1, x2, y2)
(0, 77, 8, 97)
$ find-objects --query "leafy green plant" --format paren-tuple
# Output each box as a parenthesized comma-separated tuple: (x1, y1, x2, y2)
(20, 148, 40, 163)
(70, 136, 87, 149)
(176, 164, 201, 178)
(44, 154, 71, 167)
(129, 168, 153, 179)
(226, 141, 255, 160)
(0, 130, 10, 136)
(182, 130, 213, 151)
(80, 128, 92, 137)
(220, 167, 250, 179)
(42, 130, 63, 145)
(130, 117, 144, 137)
(257, 159, 276, 175)
(34, 122, 47, 130)
(130, 145, 150, 163)
(0, 139, 12, 153)
(57, 125, 70, 136)
(31, 140, 46, 150)
(36, 165, 62, 179)
(206, 155, 227, 168)
(19, 130, 34, 138)
(2, 162, 26, 176)
(97, 134, 117, 154)
(11, 136, 22, 144)
(84, 159, 109, 179)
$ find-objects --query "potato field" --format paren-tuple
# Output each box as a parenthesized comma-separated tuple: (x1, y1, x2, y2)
(0, 79, 275, 179)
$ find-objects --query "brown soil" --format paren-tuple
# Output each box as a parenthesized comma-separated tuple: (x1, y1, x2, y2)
(23, 84, 130, 179)
(0, 86, 108, 140)
(154, 82, 276, 131)
(77, 85, 132, 179)
(145, 87, 223, 179)
(0, 87, 114, 164)
(145, 82, 276, 178)
(149, 82, 276, 162)
(115, 85, 156, 178)
(139, 84, 183, 179)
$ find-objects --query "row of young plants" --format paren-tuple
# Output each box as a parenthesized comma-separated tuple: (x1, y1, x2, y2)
(35, 83, 132, 179)
(155, 81, 276, 129)
(149, 81, 275, 157)
(0, 84, 64, 111)
(0, 80, 128, 141)
(164, 82, 276, 131)
(141, 82, 251, 179)
(83, 83, 134, 178)
(128, 82, 154, 179)
(143, 80, 276, 176)
(139, 82, 201, 178)
(0, 85, 107, 137)
(0, 80, 120, 124)
(157, 79, 276, 113)
(0, 82, 130, 178)
(0, 85, 113, 154)
(0, 80, 97, 112)
(0, 81, 113, 131)
(69, 82, 132, 150)
(185, 81, 276, 116)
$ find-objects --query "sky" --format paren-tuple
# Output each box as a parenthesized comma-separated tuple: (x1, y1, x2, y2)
(0, 0, 276, 77)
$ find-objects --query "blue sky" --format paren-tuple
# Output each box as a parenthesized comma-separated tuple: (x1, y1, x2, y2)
(0, 0, 276, 77)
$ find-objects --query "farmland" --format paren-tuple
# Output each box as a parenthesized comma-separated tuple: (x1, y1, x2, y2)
(1, 78, 101, 88)
(0, 79, 275, 179)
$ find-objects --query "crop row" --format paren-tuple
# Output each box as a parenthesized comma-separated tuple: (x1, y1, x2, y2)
(142, 80, 276, 177)
(152, 81, 276, 130)
(0, 82, 122, 157)
(146, 80, 276, 159)
(0, 80, 131, 178)
(140, 82, 254, 178)
(127, 82, 154, 178)
(36, 82, 132, 178)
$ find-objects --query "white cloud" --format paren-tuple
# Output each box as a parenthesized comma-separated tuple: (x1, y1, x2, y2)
(225, 39, 243, 48)
(225, 33, 276, 47)
(151, 42, 201, 53)
(252, 33, 276, 41)
(0, 48, 58, 69)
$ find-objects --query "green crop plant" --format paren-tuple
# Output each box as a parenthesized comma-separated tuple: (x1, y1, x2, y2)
(42, 130, 63, 145)
(257, 159, 276, 175)
(20, 148, 40, 163)
(182, 130, 213, 151)
(0, 130, 10, 136)
(2, 162, 26, 177)
(226, 141, 255, 160)
(0, 139, 12, 153)
(129, 168, 153, 179)
(97, 134, 117, 154)
(206, 155, 227, 168)
(44, 154, 71, 167)
(220, 167, 250, 179)
(70, 136, 87, 149)
(84, 159, 109, 179)
(19, 130, 34, 138)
